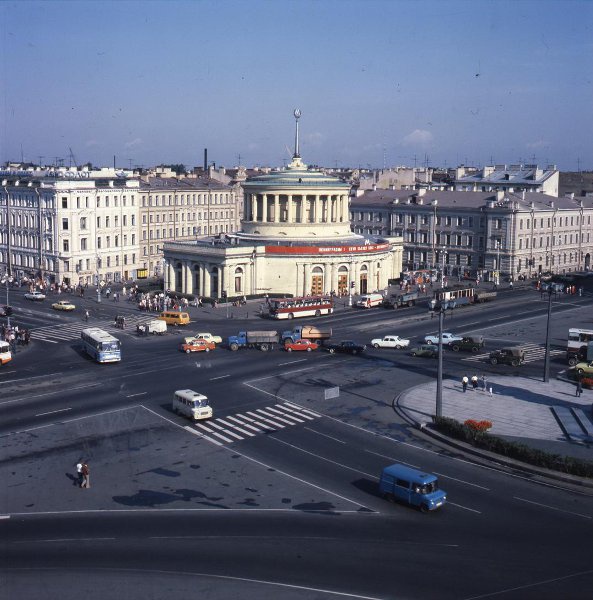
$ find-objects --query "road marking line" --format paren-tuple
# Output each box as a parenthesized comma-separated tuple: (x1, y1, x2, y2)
(247, 410, 284, 429)
(235, 413, 275, 430)
(210, 374, 230, 380)
(35, 407, 72, 417)
(245, 363, 327, 384)
(432, 471, 490, 491)
(446, 501, 481, 514)
(0, 371, 64, 385)
(183, 425, 223, 446)
(267, 405, 305, 423)
(126, 392, 148, 398)
(226, 416, 262, 432)
(278, 359, 307, 366)
(208, 421, 244, 440)
(255, 408, 294, 426)
(284, 401, 321, 418)
(194, 423, 235, 443)
(276, 404, 315, 420)
(216, 418, 255, 437)
(514, 496, 592, 519)
(304, 427, 346, 444)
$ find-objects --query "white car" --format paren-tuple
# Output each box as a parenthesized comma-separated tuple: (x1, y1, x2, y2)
(371, 335, 410, 349)
(24, 291, 46, 301)
(424, 332, 463, 345)
(193, 332, 223, 344)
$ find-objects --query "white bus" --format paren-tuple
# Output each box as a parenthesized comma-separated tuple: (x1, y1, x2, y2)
(567, 328, 593, 366)
(0, 340, 12, 366)
(81, 328, 122, 363)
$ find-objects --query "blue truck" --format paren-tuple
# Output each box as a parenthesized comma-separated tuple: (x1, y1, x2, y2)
(228, 330, 279, 352)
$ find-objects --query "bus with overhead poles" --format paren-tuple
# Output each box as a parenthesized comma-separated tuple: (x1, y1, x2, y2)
(268, 295, 334, 320)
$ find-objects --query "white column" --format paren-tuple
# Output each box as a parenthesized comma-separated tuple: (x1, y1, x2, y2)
(250, 194, 256, 221)
(315, 195, 321, 223)
(262, 194, 268, 223)
(287, 195, 293, 223)
(303, 263, 311, 296)
(274, 195, 280, 223)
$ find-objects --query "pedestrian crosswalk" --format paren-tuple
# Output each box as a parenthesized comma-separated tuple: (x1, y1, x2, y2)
(30, 314, 157, 343)
(462, 342, 564, 364)
(185, 401, 321, 446)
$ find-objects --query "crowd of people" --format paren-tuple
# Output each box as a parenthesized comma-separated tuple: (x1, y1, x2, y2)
(1, 324, 31, 351)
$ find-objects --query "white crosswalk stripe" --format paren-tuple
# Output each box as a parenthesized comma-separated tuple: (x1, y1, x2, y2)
(462, 343, 565, 364)
(30, 314, 156, 343)
(192, 402, 321, 446)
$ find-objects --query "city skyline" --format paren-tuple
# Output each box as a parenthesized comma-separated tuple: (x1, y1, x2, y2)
(2, 0, 592, 171)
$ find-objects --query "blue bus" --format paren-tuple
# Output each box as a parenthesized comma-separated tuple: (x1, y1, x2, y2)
(81, 328, 122, 363)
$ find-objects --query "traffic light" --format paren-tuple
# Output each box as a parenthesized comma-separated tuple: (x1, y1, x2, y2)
(350, 281, 355, 289)
(221, 290, 227, 299)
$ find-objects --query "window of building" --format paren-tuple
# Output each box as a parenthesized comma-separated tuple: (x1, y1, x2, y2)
(97, 237, 102, 249)
(62, 197, 68, 209)
(106, 236, 110, 248)
(80, 217, 87, 230)
(131, 215, 135, 226)
(81, 238, 87, 250)
(456, 235, 462, 245)
(97, 216, 101, 228)
(115, 216, 119, 227)
(106, 216, 110, 227)
(62, 218, 69, 230)
(63, 239, 69, 252)
(107, 256, 111, 267)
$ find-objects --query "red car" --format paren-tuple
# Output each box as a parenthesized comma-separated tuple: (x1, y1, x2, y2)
(180, 339, 216, 354)
(284, 339, 319, 352)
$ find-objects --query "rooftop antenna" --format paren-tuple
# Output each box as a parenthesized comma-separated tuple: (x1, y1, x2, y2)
(38, 156, 44, 167)
(237, 153, 242, 166)
(293, 108, 301, 158)
(127, 158, 133, 169)
(69, 147, 78, 169)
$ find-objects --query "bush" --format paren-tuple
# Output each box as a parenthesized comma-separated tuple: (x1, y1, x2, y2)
(431, 415, 593, 478)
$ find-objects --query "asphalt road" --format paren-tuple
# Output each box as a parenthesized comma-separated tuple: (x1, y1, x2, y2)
(1, 286, 592, 599)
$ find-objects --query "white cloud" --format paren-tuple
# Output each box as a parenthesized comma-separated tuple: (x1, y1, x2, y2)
(526, 140, 549, 149)
(402, 129, 433, 146)
(303, 131, 325, 146)
(124, 138, 143, 149)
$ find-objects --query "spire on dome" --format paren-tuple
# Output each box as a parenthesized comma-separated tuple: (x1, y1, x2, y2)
(293, 108, 301, 158)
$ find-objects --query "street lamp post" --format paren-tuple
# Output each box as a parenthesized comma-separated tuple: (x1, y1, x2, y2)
(431, 298, 451, 417)
(543, 287, 553, 383)
(1, 275, 13, 328)
(96, 255, 101, 303)
(496, 241, 501, 286)
(437, 247, 447, 288)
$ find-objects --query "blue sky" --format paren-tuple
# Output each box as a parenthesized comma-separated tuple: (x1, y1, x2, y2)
(1, 0, 592, 171)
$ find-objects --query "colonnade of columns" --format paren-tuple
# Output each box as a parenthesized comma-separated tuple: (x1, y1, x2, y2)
(247, 193, 349, 224)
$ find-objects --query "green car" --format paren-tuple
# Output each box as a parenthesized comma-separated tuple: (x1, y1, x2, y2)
(410, 344, 440, 358)
(576, 361, 593, 376)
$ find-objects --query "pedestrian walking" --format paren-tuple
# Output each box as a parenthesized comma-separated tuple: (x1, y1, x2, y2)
(471, 375, 478, 390)
(481, 374, 487, 392)
(80, 462, 90, 488)
(84, 309, 89, 322)
(576, 379, 583, 397)
(76, 460, 84, 487)
(462, 375, 469, 392)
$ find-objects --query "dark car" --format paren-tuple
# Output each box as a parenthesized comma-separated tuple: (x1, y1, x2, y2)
(449, 335, 485, 353)
(410, 344, 439, 358)
(325, 340, 366, 355)
(489, 347, 525, 366)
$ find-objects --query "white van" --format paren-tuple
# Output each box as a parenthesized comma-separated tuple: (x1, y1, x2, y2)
(356, 293, 384, 308)
(172, 389, 212, 421)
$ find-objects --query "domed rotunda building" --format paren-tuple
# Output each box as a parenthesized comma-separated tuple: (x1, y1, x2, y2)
(163, 111, 402, 298)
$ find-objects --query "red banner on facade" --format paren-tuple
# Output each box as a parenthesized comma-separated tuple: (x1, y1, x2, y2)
(265, 243, 390, 255)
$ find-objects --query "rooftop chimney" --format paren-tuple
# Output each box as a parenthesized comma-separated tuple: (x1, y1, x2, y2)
(204, 148, 208, 173)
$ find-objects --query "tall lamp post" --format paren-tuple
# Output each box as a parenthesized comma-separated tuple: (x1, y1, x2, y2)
(95, 255, 101, 303)
(430, 298, 451, 417)
(495, 240, 501, 286)
(437, 246, 447, 288)
(543, 287, 554, 382)
(1, 275, 13, 328)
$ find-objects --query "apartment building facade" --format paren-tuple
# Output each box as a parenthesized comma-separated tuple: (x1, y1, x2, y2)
(0, 168, 239, 285)
(351, 188, 593, 281)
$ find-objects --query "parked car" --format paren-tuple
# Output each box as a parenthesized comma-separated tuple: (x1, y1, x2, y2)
(410, 344, 439, 358)
(325, 340, 366, 355)
(489, 347, 525, 366)
(52, 300, 76, 311)
(179, 339, 216, 353)
(424, 332, 462, 345)
(575, 361, 593, 376)
(284, 339, 319, 352)
(449, 335, 484, 353)
(24, 291, 46, 301)
(371, 335, 410, 349)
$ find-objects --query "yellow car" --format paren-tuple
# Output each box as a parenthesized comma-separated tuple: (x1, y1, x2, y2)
(576, 361, 593, 376)
(52, 300, 76, 311)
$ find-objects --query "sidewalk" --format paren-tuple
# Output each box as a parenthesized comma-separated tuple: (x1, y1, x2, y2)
(397, 375, 593, 463)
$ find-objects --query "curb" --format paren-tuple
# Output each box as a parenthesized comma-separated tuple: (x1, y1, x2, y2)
(395, 385, 593, 491)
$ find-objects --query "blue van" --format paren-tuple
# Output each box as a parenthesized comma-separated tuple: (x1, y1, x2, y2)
(379, 463, 447, 512)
